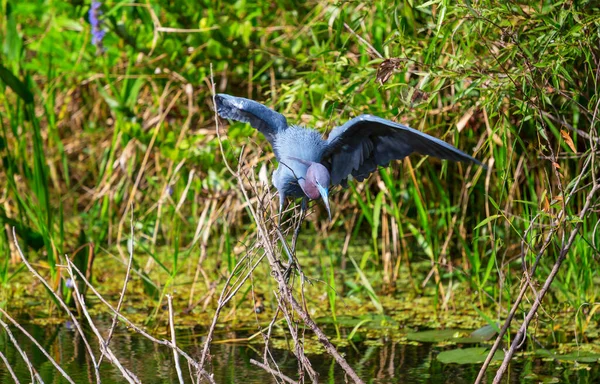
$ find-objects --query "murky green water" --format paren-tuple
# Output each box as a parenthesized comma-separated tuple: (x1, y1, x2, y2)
(2, 318, 599, 383)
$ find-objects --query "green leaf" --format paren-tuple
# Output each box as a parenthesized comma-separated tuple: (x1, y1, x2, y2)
(438, 347, 504, 364)
(0, 64, 33, 104)
(407, 329, 463, 343)
(348, 255, 383, 314)
(474, 214, 501, 230)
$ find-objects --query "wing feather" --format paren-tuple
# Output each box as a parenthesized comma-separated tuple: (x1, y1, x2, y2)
(322, 115, 484, 186)
(215, 94, 288, 148)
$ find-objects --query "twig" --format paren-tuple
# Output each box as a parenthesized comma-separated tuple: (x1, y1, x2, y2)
(0, 350, 20, 384)
(12, 228, 102, 384)
(67, 260, 215, 384)
(475, 153, 596, 384)
(493, 185, 600, 383)
(273, 289, 318, 382)
(250, 359, 298, 384)
(99, 205, 136, 365)
(235, 168, 365, 383)
(0, 314, 37, 383)
(167, 295, 185, 384)
(65, 257, 141, 384)
(209, 62, 363, 382)
(343, 23, 383, 59)
(198, 254, 249, 369)
(0, 310, 76, 384)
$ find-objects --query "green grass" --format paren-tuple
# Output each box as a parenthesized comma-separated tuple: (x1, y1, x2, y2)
(1, 0, 599, 341)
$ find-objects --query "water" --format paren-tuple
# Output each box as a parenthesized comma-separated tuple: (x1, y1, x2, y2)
(2, 319, 599, 383)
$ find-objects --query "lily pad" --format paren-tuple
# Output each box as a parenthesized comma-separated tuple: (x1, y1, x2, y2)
(407, 329, 463, 343)
(317, 314, 396, 327)
(407, 326, 498, 344)
(469, 324, 498, 341)
(537, 349, 600, 363)
(437, 347, 504, 365)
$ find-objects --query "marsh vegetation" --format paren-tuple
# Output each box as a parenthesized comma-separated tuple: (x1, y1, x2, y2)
(1, 1, 600, 383)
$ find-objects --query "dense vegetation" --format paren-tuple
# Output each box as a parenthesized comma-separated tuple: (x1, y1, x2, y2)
(1, 0, 599, 364)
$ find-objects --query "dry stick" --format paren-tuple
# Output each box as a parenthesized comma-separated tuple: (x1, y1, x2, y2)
(205, 64, 308, 379)
(474, 154, 595, 384)
(208, 64, 363, 383)
(198, 254, 249, 369)
(196, 249, 265, 374)
(66, 261, 215, 384)
(223, 254, 265, 304)
(236, 171, 365, 384)
(250, 359, 298, 384)
(167, 295, 185, 384)
(262, 304, 286, 376)
(0, 314, 37, 383)
(99, 206, 136, 366)
(344, 23, 383, 59)
(495, 97, 600, 380)
(0, 310, 76, 384)
(474, 218, 566, 384)
(0, 350, 20, 384)
(251, 176, 329, 382)
(12, 228, 102, 384)
(273, 289, 318, 383)
(473, 281, 529, 384)
(65, 258, 141, 384)
(281, 283, 362, 383)
(493, 185, 600, 383)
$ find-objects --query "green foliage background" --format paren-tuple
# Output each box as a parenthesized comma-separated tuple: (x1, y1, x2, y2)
(1, 0, 599, 335)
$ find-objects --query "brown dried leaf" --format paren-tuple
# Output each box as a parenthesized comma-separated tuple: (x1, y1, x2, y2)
(376, 58, 403, 85)
(560, 129, 577, 153)
(542, 194, 550, 212)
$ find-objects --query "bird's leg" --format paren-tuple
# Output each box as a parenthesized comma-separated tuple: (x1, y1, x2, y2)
(275, 192, 294, 282)
(281, 199, 307, 283)
(291, 198, 307, 254)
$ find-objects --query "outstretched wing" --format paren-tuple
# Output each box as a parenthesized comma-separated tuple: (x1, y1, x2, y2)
(215, 94, 288, 147)
(322, 114, 484, 186)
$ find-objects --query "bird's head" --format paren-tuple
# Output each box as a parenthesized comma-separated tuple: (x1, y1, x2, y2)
(300, 162, 331, 221)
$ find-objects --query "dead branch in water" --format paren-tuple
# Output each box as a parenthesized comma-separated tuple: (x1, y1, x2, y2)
(250, 358, 299, 384)
(204, 63, 365, 383)
(6, 226, 215, 384)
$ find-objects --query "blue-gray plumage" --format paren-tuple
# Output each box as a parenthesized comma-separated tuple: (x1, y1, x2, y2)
(215, 93, 484, 221)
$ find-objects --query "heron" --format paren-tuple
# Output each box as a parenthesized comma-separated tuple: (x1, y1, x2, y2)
(215, 93, 484, 253)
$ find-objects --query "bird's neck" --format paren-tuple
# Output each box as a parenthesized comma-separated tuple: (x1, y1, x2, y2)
(298, 177, 319, 200)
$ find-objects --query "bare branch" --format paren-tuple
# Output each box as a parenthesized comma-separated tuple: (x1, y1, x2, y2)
(250, 359, 298, 384)
(167, 295, 185, 384)
(12, 228, 102, 384)
(0, 350, 21, 384)
(0, 309, 76, 384)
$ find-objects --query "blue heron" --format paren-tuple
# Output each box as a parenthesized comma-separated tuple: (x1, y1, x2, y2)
(215, 93, 484, 252)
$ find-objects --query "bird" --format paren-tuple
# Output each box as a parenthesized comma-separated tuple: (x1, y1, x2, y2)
(215, 93, 484, 234)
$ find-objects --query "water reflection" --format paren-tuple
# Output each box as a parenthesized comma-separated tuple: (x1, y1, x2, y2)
(1, 319, 599, 383)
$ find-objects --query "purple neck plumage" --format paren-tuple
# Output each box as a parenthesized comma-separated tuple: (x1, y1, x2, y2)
(288, 157, 332, 220)
(294, 162, 329, 200)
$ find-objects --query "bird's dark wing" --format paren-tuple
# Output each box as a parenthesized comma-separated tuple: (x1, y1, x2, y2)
(322, 114, 484, 186)
(215, 94, 288, 147)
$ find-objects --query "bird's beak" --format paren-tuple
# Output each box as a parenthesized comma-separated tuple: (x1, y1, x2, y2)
(317, 184, 332, 222)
